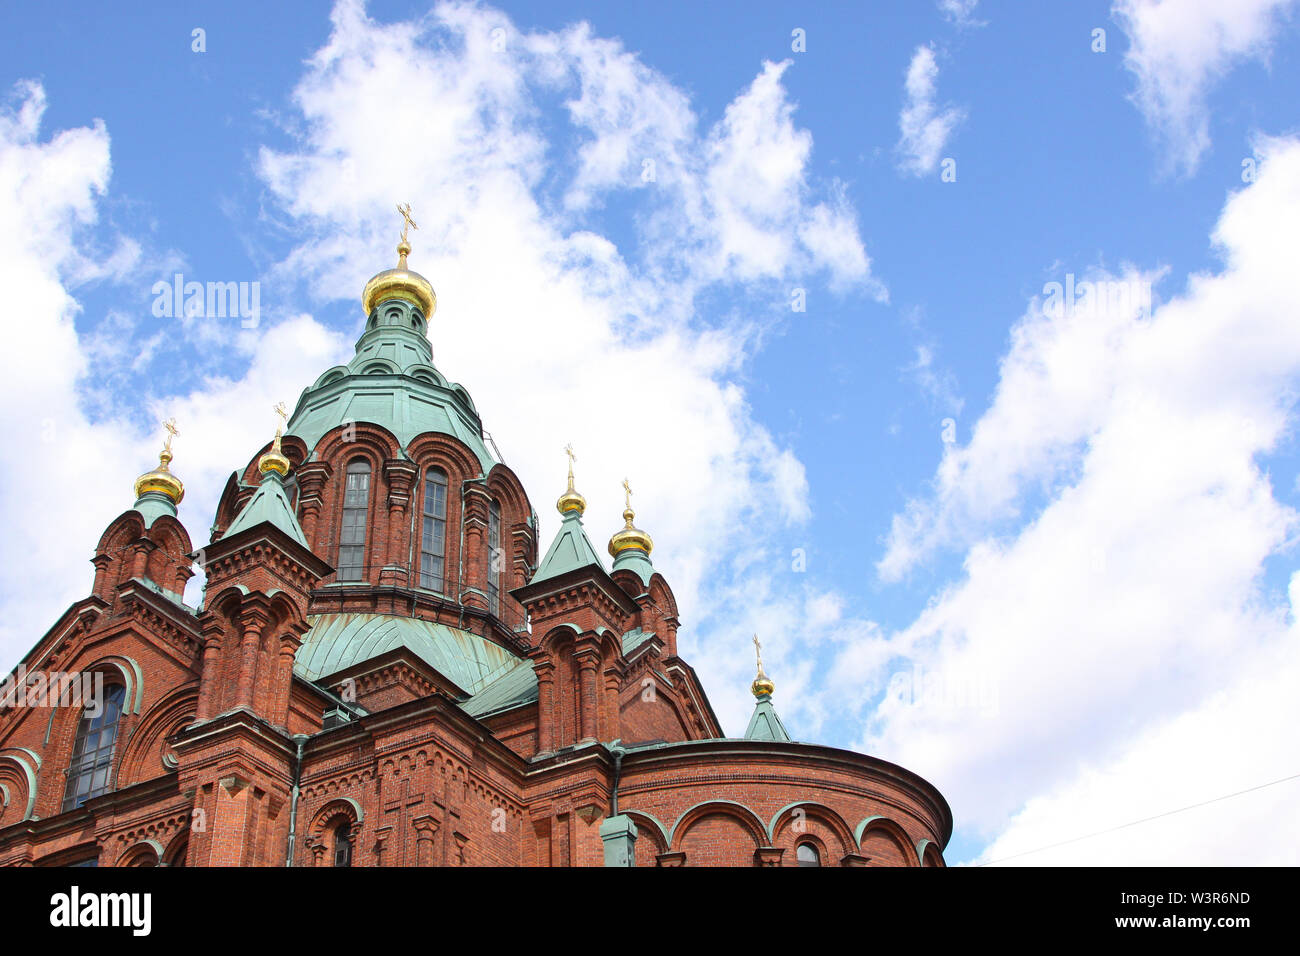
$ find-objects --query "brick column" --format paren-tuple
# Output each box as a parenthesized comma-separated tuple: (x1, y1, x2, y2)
(575, 646, 600, 743)
(235, 602, 270, 711)
(534, 659, 556, 754)
(294, 461, 333, 544)
(195, 624, 224, 720)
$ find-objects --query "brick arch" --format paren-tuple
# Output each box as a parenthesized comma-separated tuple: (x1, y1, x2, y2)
(855, 815, 918, 867)
(307, 798, 364, 867)
(116, 839, 162, 867)
(769, 801, 856, 859)
(790, 832, 831, 867)
(0, 748, 40, 825)
(116, 684, 198, 787)
(624, 809, 669, 856)
(309, 797, 364, 838)
(669, 800, 768, 861)
(80, 655, 145, 716)
(311, 421, 401, 466)
(917, 838, 946, 867)
(408, 433, 484, 483)
(162, 831, 189, 866)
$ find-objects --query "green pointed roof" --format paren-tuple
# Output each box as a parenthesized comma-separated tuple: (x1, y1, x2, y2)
(223, 469, 308, 547)
(744, 693, 791, 742)
(531, 511, 607, 585)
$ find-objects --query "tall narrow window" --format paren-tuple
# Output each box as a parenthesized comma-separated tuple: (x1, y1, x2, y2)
(333, 822, 353, 867)
(338, 460, 370, 581)
(63, 683, 127, 812)
(419, 468, 448, 592)
(487, 500, 501, 616)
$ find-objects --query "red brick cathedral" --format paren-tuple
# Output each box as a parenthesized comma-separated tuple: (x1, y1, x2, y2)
(0, 226, 950, 867)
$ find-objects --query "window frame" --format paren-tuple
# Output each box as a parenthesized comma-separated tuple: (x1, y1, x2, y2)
(419, 467, 449, 593)
(62, 682, 128, 813)
(337, 458, 372, 582)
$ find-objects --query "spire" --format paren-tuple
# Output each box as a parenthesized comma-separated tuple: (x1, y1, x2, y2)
(556, 442, 586, 517)
(133, 418, 184, 523)
(361, 202, 437, 320)
(744, 634, 790, 742)
(258, 402, 291, 477)
(531, 450, 606, 585)
(225, 406, 308, 547)
(608, 478, 654, 584)
(751, 633, 774, 697)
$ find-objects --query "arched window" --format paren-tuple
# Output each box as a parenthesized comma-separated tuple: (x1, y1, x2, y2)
(796, 842, 821, 867)
(419, 468, 448, 592)
(333, 822, 353, 868)
(63, 684, 127, 812)
(338, 460, 370, 581)
(487, 500, 501, 616)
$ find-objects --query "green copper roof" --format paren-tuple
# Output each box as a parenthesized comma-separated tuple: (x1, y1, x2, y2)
(612, 547, 655, 587)
(286, 299, 496, 471)
(744, 693, 791, 742)
(531, 511, 607, 585)
(132, 490, 177, 528)
(294, 613, 522, 695)
(460, 659, 539, 718)
(621, 627, 656, 656)
(222, 470, 309, 547)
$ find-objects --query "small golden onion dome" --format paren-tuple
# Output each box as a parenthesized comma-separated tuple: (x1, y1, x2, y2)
(259, 448, 290, 477)
(752, 671, 776, 698)
(557, 487, 586, 517)
(557, 444, 586, 516)
(259, 401, 292, 476)
(362, 240, 437, 319)
(608, 507, 653, 557)
(134, 449, 184, 504)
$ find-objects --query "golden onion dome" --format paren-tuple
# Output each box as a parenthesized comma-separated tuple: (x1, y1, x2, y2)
(557, 487, 587, 517)
(362, 239, 436, 319)
(259, 402, 292, 477)
(134, 448, 185, 504)
(608, 506, 653, 557)
(557, 444, 586, 516)
(259, 448, 290, 477)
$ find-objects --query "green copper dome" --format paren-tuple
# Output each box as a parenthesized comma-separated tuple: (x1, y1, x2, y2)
(285, 297, 497, 471)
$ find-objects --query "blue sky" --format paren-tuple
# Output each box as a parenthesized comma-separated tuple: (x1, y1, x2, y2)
(3, 0, 1299, 865)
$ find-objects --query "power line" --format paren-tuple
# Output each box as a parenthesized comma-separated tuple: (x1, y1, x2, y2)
(977, 771, 1300, 866)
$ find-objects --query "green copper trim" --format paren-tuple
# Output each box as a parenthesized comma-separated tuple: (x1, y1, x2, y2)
(222, 470, 309, 548)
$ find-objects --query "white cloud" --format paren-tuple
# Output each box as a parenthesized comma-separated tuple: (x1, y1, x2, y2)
(938, 1, 984, 28)
(1114, 0, 1299, 176)
(0, 80, 354, 657)
(853, 136, 1300, 862)
(896, 44, 964, 177)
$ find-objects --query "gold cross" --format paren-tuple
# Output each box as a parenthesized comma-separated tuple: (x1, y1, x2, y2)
(272, 402, 288, 452)
(162, 418, 178, 453)
(564, 443, 576, 488)
(753, 634, 765, 672)
(396, 202, 418, 244)
(622, 478, 632, 511)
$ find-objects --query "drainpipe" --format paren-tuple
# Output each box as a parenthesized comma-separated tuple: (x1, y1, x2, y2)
(285, 733, 308, 866)
(609, 740, 625, 816)
(600, 741, 636, 866)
